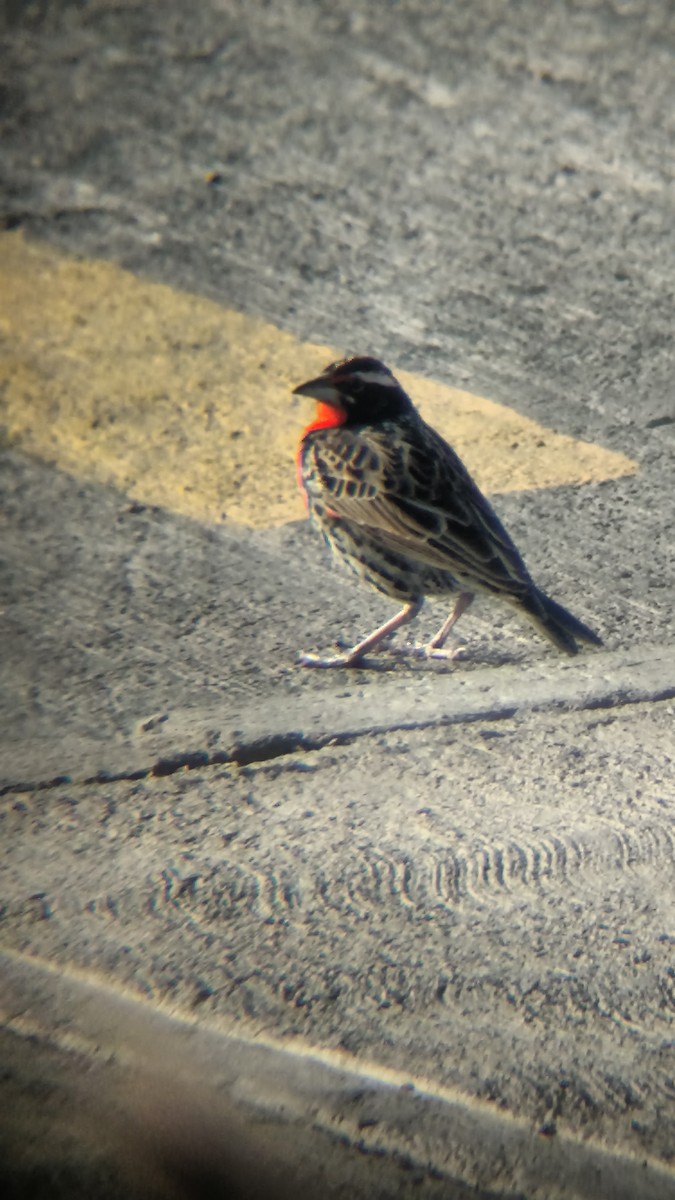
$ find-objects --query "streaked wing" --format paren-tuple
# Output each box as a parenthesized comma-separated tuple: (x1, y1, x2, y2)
(301, 422, 533, 597)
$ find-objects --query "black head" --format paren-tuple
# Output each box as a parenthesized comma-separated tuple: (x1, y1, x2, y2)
(293, 356, 414, 424)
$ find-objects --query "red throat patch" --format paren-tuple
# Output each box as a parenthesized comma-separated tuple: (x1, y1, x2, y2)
(302, 400, 347, 437)
(296, 401, 347, 506)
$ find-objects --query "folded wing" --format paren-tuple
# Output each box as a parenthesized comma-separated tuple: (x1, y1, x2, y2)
(301, 423, 534, 599)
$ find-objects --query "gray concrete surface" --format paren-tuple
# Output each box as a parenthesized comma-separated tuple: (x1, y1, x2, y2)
(3, 948, 675, 1200)
(1, 1, 675, 1197)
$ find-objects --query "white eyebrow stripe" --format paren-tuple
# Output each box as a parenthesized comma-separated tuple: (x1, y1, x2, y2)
(354, 370, 397, 387)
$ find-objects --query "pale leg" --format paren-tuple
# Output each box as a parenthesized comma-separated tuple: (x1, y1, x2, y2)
(299, 600, 422, 668)
(426, 591, 474, 653)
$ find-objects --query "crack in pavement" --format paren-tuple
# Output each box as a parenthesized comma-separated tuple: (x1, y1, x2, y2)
(2, 643, 674, 795)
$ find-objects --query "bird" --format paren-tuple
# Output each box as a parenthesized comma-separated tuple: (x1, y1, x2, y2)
(293, 356, 602, 668)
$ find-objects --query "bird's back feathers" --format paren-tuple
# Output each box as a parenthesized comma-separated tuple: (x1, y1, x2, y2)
(300, 413, 535, 602)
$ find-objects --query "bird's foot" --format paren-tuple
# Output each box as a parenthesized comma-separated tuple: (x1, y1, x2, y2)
(297, 650, 367, 669)
(424, 641, 466, 661)
(385, 639, 466, 662)
(296, 632, 396, 667)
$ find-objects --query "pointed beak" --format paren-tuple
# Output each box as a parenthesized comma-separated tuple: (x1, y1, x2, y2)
(292, 375, 342, 405)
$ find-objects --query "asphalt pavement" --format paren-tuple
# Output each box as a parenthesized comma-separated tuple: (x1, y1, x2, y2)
(1, 2, 675, 1197)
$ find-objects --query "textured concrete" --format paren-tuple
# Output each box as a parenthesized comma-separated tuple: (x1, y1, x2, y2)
(3, 948, 675, 1200)
(2, 0, 674, 437)
(1, 1, 675, 1197)
(0, 233, 636, 529)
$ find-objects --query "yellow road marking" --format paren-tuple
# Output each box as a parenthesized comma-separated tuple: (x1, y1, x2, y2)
(0, 232, 636, 527)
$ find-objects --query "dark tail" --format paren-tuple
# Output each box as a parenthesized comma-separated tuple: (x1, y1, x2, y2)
(517, 589, 603, 655)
